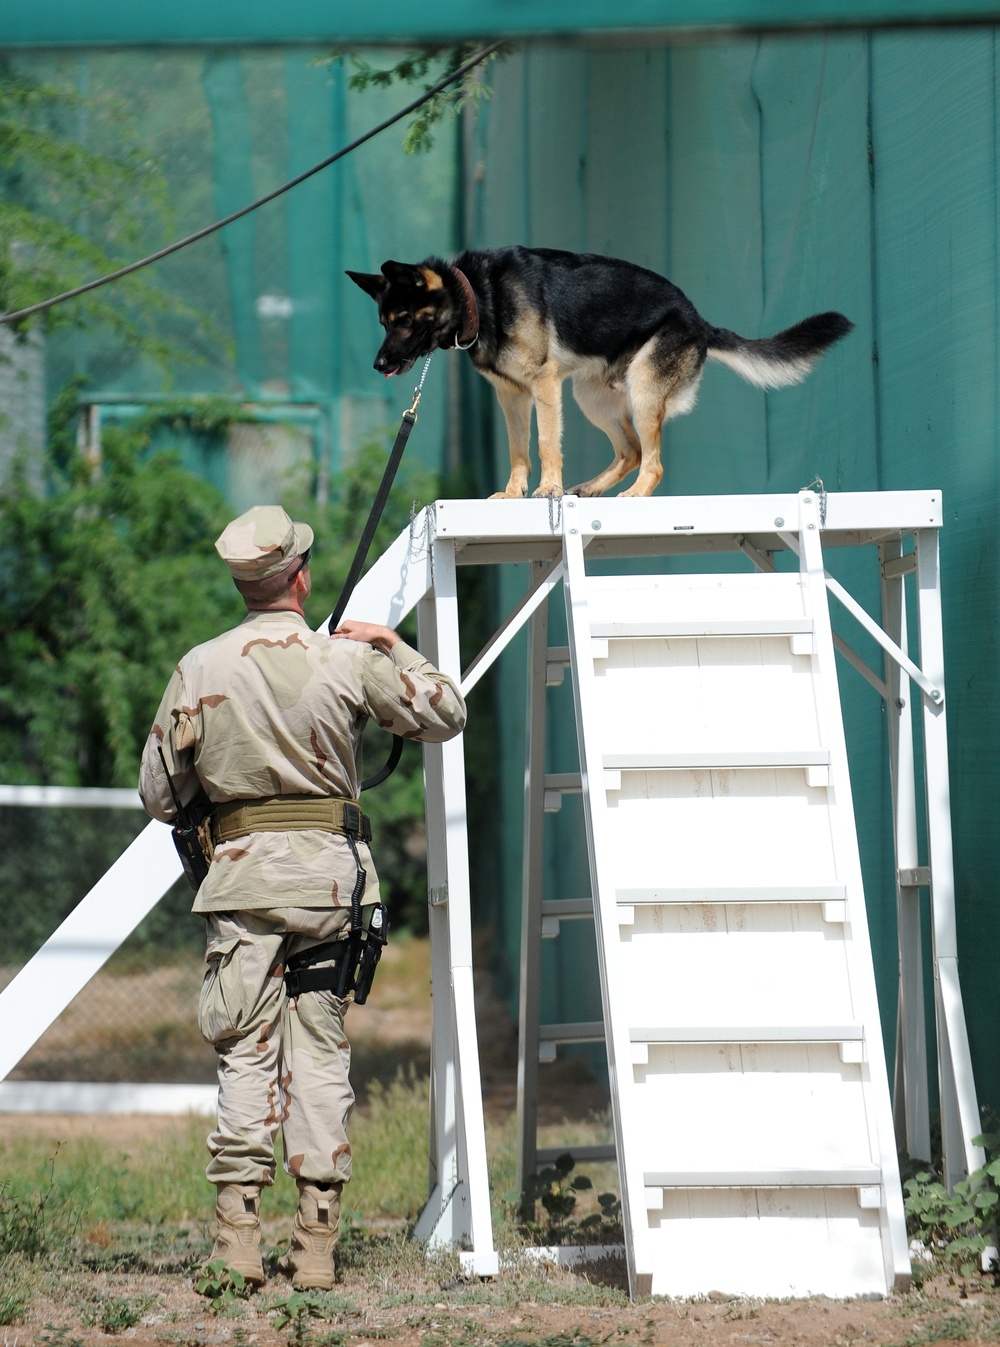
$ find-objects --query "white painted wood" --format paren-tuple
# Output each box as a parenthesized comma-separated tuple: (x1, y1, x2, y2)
(881, 537, 932, 1163)
(0, 786, 144, 808)
(0, 821, 182, 1083)
(914, 528, 985, 1188)
(516, 594, 550, 1199)
(0, 1082, 216, 1114)
(461, 557, 562, 696)
(414, 547, 497, 1273)
(561, 501, 655, 1299)
(557, 490, 911, 1298)
(798, 493, 911, 1288)
(645, 1187, 888, 1298)
(616, 885, 847, 903)
(431, 491, 943, 550)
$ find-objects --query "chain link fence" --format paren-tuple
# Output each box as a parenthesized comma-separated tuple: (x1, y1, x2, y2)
(0, 799, 215, 1084)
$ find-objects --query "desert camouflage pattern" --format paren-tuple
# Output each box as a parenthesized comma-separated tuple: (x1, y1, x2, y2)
(214, 505, 314, 581)
(138, 609, 466, 913)
(200, 907, 356, 1187)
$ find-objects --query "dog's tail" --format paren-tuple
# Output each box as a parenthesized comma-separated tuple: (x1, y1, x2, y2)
(706, 312, 853, 389)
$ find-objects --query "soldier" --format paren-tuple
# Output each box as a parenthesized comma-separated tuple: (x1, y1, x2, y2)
(138, 504, 467, 1291)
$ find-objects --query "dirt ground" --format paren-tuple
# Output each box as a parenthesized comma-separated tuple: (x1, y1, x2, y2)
(7, 1216, 1000, 1347)
(5, 943, 1000, 1345)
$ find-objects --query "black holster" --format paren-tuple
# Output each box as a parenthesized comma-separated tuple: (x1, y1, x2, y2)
(283, 904, 389, 1005)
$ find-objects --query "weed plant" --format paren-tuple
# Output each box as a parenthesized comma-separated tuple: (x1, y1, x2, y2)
(904, 1129, 1000, 1278)
(0, 1289, 28, 1325)
(194, 1258, 256, 1311)
(82, 1294, 153, 1333)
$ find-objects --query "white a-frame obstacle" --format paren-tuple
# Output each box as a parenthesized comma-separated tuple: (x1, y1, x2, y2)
(0, 489, 983, 1300)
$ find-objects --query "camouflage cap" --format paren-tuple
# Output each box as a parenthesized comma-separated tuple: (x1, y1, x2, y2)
(215, 505, 315, 581)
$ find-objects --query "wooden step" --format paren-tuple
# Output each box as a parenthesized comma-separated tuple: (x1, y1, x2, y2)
(590, 618, 814, 639)
(629, 1024, 863, 1046)
(643, 1166, 882, 1192)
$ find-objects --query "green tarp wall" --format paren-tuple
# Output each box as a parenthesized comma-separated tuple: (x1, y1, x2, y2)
(458, 29, 1000, 1130)
(25, 49, 458, 502)
(4, 0, 1000, 46)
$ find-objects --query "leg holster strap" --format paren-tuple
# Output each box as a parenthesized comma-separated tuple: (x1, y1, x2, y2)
(283, 939, 351, 999)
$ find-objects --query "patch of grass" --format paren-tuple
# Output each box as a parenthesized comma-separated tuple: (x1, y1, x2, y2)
(268, 1290, 355, 1347)
(0, 1175, 55, 1257)
(900, 1313, 977, 1345)
(0, 1289, 28, 1325)
(83, 1293, 154, 1333)
(0, 1124, 212, 1226)
(346, 1066, 432, 1221)
(38, 1327, 85, 1347)
(498, 1337, 603, 1347)
(0, 1157, 88, 1260)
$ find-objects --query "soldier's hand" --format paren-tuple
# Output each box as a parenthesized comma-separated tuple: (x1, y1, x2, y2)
(331, 620, 402, 654)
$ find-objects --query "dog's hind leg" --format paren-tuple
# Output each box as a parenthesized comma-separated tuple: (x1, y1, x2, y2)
(568, 374, 641, 497)
(486, 375, 534, 499)
(623, 339, 704, 497)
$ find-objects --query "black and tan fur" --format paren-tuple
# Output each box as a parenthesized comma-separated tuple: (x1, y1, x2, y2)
(348, 246, 852, 499)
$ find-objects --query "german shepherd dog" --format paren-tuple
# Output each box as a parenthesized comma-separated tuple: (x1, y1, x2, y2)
(348, 246, 852, 499)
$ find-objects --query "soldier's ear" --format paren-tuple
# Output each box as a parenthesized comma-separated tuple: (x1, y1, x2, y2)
(346, 270, 388, 302)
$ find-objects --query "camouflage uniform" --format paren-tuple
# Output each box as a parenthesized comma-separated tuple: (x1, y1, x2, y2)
(138, 506, 466, 1202)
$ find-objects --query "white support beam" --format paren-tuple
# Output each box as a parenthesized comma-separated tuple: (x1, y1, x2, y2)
(880, 537, 931, 1164)
(914, 528, 984, 1186)
(461, 557, 563, 697)
(0, 785, 144, 808)
(0, 821, 182, 1082)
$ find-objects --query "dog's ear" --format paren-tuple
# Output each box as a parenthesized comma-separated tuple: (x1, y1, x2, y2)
(346, 270, 388, 302)
(381, 260, 427, 288)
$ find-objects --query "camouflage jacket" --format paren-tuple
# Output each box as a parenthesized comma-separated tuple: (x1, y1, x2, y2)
(138, 610, 466, 914)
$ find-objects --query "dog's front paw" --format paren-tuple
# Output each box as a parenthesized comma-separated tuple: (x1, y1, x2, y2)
(568, 481, 603, 497)
(531, 484, 564, 500)
(489, 487, 528, 500)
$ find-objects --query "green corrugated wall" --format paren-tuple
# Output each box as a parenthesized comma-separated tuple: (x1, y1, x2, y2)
(460, 29, 1000, 1127)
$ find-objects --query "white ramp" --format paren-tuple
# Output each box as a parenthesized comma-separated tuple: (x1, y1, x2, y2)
(560, 491, 910, 1297)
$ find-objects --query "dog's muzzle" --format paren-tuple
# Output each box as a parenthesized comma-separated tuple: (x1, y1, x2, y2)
(374, 350, 418, 378)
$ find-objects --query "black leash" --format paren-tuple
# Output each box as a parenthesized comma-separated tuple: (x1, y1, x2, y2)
(327, 354, 433, 791)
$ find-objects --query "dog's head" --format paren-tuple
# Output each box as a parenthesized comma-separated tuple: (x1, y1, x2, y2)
(346, 260, 460, 377)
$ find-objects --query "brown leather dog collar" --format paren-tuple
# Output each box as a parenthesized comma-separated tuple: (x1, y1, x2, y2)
(450, 266, 480, 349)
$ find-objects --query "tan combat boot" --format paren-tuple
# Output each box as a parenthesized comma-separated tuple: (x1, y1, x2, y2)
(205, 1182, 265, 1288)
(277, 1180, 342, 1289)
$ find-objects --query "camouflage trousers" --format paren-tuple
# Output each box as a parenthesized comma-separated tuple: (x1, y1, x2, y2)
(198, 906, 356, 1189)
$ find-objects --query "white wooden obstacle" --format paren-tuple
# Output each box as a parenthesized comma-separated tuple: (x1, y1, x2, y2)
(0, 490, 982, 1300)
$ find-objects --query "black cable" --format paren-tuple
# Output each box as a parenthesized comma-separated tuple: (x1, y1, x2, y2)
(0, 40, 503, 327)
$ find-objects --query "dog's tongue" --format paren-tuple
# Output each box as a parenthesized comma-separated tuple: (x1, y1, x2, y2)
(382, 367, 400, 378)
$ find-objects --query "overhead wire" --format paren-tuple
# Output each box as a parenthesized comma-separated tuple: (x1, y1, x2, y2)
(0, 40, 504, 327)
